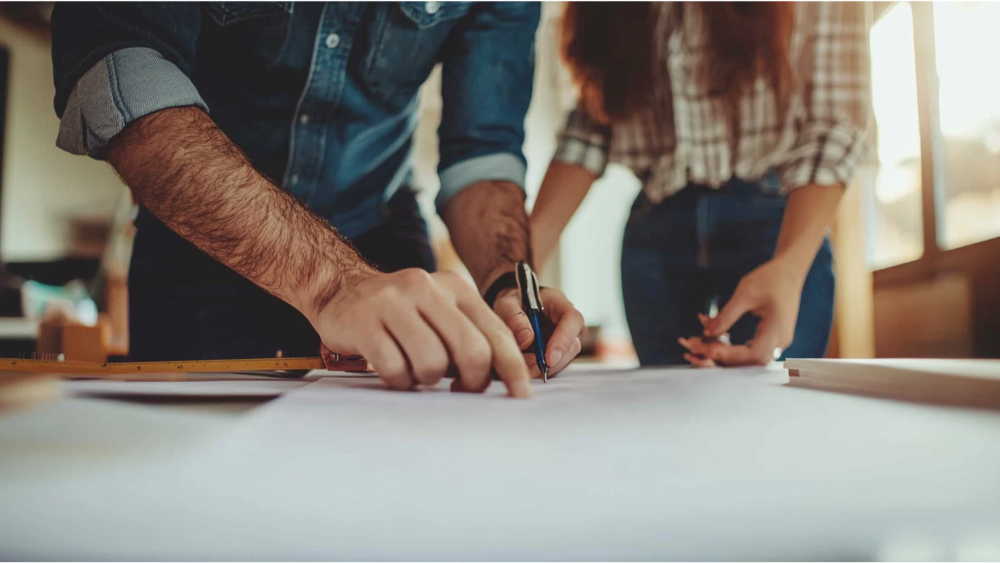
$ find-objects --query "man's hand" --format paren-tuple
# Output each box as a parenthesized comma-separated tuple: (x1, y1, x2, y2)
(312, 269, 532, 397)
(492, 287, 584, 378)
(680, 259, 803, 366)
(106, 107, 532, 397)
(442, 180, 585, 377)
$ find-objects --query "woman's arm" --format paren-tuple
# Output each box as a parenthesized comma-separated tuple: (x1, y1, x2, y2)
(771, 183, 844, 283)
(531, 107, 611, 271)
(529, 161, 598, 271)
(694, 183, 843, 364)
(766, 0, 872, 283)
(683, 1, 872, 366)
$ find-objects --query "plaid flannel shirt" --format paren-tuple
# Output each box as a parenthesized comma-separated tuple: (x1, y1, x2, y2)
(554, 1, 873, 201)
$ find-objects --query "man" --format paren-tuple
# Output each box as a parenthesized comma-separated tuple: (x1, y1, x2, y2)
(51, 2, 584, 398)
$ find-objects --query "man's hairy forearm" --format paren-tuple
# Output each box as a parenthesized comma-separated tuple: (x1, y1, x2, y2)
(442, 180, 532, 292)
(105, 106, 374, 320)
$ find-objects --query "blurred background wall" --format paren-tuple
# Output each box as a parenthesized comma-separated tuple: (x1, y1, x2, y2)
(0, 2, 997, 362)
(0, 7, 125, 262)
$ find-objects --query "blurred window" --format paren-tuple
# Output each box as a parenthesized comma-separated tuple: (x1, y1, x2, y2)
(933, 2, 1000, 250)
(868, 2, 923, 269)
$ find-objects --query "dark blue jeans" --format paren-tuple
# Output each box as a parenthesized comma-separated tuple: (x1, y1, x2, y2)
(127, 188, 436, 362)
(620, 178, 835, 366)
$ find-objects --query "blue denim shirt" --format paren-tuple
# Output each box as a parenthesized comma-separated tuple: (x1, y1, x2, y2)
(51, 2, 540, 239)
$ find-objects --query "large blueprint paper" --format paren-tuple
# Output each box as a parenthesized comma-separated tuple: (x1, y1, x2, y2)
(2, 367, 999, 560)
(64, 378, 309, 399)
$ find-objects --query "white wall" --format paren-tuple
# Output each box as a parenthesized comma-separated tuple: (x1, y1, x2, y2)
(560, 166, 641, 343)
(0, 17, 126, 262)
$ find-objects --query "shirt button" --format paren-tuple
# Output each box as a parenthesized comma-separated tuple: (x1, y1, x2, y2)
(299, 114, 309, 125)
(425, 2, 440, 14)
(290, 174, 299, 186)
(325, 33, 341, 49)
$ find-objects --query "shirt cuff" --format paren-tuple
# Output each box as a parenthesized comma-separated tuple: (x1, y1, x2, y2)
(553, 134, 610, 177)
(56, 47, 209, 158)
(551, 107, 611, 177)
(436, 153, 527, 213)
(778, 122, 870, 194)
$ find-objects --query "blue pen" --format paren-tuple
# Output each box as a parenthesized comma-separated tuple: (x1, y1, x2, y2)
(516, 261, 549, 382)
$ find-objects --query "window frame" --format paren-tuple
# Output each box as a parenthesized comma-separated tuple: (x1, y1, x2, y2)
(870, 2, 1000, 359)
(872, 1, 1000, 282)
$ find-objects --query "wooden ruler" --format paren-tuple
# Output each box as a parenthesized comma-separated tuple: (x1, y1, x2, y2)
(0, 356, 328, 375)
(0, 356, 329, 380)
(0, 350, 371, 382)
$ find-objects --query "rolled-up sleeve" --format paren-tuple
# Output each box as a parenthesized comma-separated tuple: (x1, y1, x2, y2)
(435, 2, 541, 213)
(51, 3, 206, 158)
(778, 1, 873, 194)
(552, 107, 612, 178)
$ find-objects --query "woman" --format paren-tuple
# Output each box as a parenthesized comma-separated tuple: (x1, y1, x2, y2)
(530, 2, 871, 366)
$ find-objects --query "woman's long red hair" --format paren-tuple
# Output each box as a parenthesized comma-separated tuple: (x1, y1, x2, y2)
(562, 2, 796, 127)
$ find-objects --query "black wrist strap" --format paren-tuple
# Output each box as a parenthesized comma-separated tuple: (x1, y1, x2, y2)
(483, 272, 518, 309)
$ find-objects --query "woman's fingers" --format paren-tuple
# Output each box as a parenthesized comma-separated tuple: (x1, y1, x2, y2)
(684, 353, 718, 368)
(708, 316, 784, 366)
(703, 290, 753, 337)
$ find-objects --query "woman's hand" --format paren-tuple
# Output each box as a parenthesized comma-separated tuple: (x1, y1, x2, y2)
(680, 258, 806, 366)
(680, 183, 845, 367)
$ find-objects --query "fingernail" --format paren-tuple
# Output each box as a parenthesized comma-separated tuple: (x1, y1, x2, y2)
(517, 328, 533, 344)
(548, 349, 563, 367)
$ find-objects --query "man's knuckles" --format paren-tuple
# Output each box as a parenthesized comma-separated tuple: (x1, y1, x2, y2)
(372, 355, 411, 389)
(395, 268, 434, 287)
(411, 352, 449, 385)
(431, 270, 477, 300)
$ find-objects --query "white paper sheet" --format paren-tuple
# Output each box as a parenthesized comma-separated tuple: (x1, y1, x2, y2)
(2, 367, 1000, 560)
(65, 378, 309, 398)
(0, 396, 235, 477)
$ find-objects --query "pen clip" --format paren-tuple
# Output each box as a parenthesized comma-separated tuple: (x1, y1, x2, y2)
(515, 261, 543, 312)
